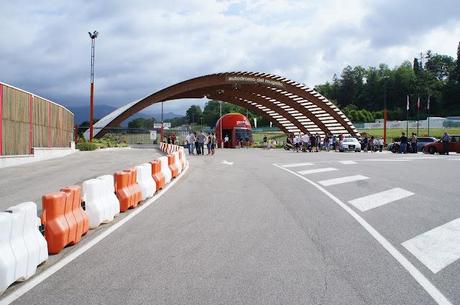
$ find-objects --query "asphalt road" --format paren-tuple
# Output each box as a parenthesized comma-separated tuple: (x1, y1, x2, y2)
(0, 148, 161, 211)
(2, 148, 460, 305)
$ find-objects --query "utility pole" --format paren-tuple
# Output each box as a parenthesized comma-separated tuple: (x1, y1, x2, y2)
(406, 95, 410, 136)
(427, 96, 431, 136)
(416, 96, 420, 136)
(383, 76, 389, 146)
(88, 30, 98, 142)
(161, 101, 164, 142)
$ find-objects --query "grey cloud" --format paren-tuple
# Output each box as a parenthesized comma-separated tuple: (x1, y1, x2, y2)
(363, 0, 460, 48)
(0, 0, 459, 115)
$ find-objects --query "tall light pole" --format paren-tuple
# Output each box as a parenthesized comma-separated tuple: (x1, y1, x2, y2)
(88, 30, 98, 142)
(161, 101, 164, 142)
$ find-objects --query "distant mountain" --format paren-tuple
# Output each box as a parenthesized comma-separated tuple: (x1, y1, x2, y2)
(68, 104, 182, 126)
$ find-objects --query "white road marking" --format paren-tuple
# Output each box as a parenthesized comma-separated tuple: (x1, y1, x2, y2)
(402, 217, 460, 274)
(273, 163, 453, 305)
(361, 159, 409, 162)
(348, 188, 414, 212)
(318, 175, 369, 187)
(222, 160, 234, 165)
(282, 162, 314, 168)
(339, 160, 357, 165)
(297, 167, 338, 175)
(0, 163, 190, 305)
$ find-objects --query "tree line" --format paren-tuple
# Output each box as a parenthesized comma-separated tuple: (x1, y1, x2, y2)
(315, 42, 460, 123)
(123, 42, 460, 128)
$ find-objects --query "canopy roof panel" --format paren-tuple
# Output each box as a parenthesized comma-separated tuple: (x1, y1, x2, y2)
(85, 72, 360, 139)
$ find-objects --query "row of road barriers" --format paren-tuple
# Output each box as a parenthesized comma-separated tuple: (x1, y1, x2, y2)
(0, 144, 188, 296)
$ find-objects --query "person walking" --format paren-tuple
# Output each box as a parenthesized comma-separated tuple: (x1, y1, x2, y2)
(441, 132, 450, 155)
(324, 135, 330, 152)
(378, 137, 384, 152)
(185, 132, 191, 154)
(369, 136, 375, 152)
(263, 136, 268, 149)
(400, 132, 408, 154)
(211, 133, 216, 155)
(198, 131, 207, 155)
(195, 132, 201, 155)
(206, 134, 212, 155)
(410, 133, 417, 153)
(362, 135, 369, 152)
(189, 132, 196, 155)
(316, 134, 321, 152)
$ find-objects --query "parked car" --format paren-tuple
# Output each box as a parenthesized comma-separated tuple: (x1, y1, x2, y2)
(388, 136, 437, 153)
(339, 137, 361, 152)
(423, 135, 460, 154)
(387, 140, 410, 153)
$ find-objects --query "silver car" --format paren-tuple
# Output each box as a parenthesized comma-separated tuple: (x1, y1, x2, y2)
(339, 137, 361, 152)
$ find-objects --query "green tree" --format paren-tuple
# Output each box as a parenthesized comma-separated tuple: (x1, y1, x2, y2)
(185, 105, 202, 124)
(128, 118, 154, 129)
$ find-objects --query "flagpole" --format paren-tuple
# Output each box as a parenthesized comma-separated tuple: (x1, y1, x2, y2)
(416, 96, 420, 136)
(406, 95, 409, 136)
(427, 96, 431, 137)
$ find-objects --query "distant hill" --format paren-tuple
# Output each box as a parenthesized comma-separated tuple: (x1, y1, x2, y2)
(68, 104, 182, 126)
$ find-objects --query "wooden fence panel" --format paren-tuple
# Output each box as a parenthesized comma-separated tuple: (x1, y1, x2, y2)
(0, 84, 74, 155)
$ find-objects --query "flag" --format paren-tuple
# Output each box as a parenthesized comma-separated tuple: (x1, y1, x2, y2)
(406, 95, 410, 111)
(417, 97, 420, 109)
(427, 96, 430, 110)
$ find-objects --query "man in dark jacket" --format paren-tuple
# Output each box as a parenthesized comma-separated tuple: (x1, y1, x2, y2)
(441, 132, 450, 155)
(400, 132, 408, 154)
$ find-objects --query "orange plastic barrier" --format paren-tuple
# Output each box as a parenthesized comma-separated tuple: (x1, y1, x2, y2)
(150, 160, 165, 190)
(114, 171, 131, 212)
(61, 186, 89, 240)
(41, 187, 89, 254)
(168, 154, 179, 178)
(124, 169, 142, 206)
(160, 142, 165, 152)
(114, 169, 142, 212)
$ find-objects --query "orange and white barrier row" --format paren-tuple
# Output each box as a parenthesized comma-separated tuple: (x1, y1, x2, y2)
(0, 147, 187, 295)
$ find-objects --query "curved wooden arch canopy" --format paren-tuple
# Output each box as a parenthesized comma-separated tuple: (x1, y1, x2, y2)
(88, 72, 360, 139)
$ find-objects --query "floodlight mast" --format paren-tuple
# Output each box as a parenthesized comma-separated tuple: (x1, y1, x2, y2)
(88, 30, 98, 142)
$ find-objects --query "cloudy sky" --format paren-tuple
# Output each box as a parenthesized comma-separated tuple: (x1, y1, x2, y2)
(1, 0, 459, 115)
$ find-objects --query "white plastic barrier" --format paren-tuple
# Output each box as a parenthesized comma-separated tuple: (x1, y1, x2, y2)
(82, 178, 118, 229)
(179, 147, 187, 169)
(97, 175, 120, 217)
(159, 156, 172, 184)
(173, 151, 182, 174)
(0, 202, 48, 295)
(0, 212, 16, 295)
(135, 163, 156, 200)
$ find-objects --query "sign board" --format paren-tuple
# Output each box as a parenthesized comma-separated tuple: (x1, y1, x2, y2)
(226, 76, 285, 89)
(149, 130, 157, 140)
(153, 122, 171, 129)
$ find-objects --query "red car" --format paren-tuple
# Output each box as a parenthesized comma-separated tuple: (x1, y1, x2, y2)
(423, 135, 460, 154)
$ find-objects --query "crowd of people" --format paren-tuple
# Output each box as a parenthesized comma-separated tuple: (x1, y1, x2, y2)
(184, 131, 217, 155)
(281, 133, 385, 153)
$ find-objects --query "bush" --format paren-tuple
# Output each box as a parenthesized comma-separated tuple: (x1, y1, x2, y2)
(76, 142, 98, 151)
